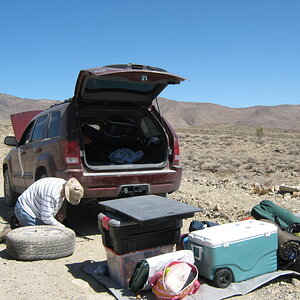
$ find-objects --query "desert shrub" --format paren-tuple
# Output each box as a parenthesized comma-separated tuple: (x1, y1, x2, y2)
(265, 166, 276, 174)
(218, 165, 236, 175)
(202, 135, 210, 140)
(234, 174, 250, 181)
(246, 157, 258, 164)
(230, 159, 242, 168)
(256, 127, 264, 139)
(288, 149, 300, 156)
(202, 162, 220, 172)
(244, 163, 254, 170)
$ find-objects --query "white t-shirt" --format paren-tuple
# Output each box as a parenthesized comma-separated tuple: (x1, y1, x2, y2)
(18, 177, 66, 227)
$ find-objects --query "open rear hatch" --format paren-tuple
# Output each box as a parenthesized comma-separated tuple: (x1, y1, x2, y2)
(74, 64, 185, 171)
(74, 63, 185, 106)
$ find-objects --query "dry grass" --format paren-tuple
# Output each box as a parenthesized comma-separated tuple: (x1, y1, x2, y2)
(177, 125, 300, 186)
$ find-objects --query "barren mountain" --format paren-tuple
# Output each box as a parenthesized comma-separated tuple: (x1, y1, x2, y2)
(0, 93, 61, 124)
(1, 93, 299, 129)
(156, 98, 300, 129)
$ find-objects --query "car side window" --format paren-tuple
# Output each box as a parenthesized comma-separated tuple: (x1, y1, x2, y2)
(47, 111, 61, 138)
(31, 115, 48, 141)
(18, 121, 35, 145)
(140, 116, 160, 137)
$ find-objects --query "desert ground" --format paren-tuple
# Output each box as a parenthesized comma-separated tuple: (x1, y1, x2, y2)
(0, 124, 300, 299)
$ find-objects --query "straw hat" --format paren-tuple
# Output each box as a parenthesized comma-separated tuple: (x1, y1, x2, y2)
(64, 177, 84, 205)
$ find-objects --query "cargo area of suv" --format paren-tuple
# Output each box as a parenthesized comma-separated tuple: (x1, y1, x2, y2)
(79, 106, 168, 169)
(3, 63, 185, 206)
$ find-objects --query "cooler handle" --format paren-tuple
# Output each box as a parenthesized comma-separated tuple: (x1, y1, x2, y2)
(191, 244, 203, 260)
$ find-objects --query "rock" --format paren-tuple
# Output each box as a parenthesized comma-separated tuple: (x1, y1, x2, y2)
(71, 279, 89, 289)
(292, 191, 300, 198)
(274, 185, 280, 191)
(241, 184, 252, 190)
(279, 185, 300, 193)
(253, 186, 270, 195)
(213, 204, 221, 212)
(292, 278, 300, 289)
(283, 193, 292, 200)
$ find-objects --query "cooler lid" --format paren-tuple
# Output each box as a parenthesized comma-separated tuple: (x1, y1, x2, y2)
(188, 220, 278, 248)
(98, 195, 201, 225)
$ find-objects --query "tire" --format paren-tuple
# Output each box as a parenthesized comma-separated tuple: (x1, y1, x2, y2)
(6, 225, 76, 261)
(4, 169, 19, 207)
(39, 173, 48, 179)
(213, 268, 233, 288)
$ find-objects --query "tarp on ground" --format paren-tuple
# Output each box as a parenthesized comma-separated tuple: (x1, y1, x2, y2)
(83, 261, 300, 300)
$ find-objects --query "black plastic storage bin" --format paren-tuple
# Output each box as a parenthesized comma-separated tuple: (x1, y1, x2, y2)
(98, 211, 182, 255)
(98, 195, 201, 225)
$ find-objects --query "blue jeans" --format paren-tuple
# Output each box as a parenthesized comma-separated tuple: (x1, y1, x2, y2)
(14, 201, 45, 226)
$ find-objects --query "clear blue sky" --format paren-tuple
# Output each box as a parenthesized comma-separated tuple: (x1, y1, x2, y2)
(1, 0, 299, 108)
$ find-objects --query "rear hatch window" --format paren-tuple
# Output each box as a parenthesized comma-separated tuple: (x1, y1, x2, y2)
(74, 64, 185, 106)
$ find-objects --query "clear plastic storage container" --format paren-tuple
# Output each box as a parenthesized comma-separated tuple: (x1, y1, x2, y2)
(105, 244, 174, 288)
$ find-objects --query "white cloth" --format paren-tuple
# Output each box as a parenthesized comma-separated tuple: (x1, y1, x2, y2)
(17, 177, 66, 227)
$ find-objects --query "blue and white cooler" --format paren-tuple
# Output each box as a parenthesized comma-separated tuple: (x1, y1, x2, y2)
(188, 219, 278, 287)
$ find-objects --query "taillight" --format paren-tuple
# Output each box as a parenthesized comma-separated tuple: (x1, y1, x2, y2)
(173, 139, 180, 166)
(60, 140, 80, 165)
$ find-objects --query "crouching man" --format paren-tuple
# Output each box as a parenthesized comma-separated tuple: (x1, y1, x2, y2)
(14, 177, 84, 227)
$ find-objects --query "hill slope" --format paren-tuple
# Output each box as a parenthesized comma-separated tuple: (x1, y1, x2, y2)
(1, 93, 299, 129)
(156, 98, 300, 129)
(0, 93, 61, 124)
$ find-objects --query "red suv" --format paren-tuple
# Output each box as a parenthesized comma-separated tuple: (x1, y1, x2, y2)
(3, 64, 184, 206)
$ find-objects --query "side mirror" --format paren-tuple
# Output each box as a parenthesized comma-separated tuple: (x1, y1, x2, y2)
(4, 136, 18, 146)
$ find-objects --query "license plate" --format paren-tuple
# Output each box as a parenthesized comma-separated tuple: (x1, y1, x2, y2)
(118, 184, 150, 197)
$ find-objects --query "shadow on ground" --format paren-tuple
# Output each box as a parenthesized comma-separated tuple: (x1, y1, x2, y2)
(66, 260, 112, 294)
(0, 248, 11, 259)
(0, 197, 14, 224)
(66, 201, 104, 236)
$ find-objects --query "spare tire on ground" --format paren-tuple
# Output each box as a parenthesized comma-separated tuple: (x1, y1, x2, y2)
(6, 225, 76, 261)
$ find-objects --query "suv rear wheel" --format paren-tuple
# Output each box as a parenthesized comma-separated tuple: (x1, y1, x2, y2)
(4, 169, 19, 207)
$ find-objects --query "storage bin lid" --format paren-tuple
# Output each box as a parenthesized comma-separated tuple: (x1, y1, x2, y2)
(188, 220, 278, 247)
(98, 195, 201, 225)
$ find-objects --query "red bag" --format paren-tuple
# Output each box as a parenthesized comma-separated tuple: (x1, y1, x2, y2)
(150, 261, 200, 300)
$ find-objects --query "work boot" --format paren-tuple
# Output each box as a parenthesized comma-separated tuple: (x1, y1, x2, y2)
(9, 212, 20, 229)
(0, 225, 11, 243)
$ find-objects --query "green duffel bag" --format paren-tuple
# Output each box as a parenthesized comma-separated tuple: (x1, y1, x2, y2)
(129, 260, 150, 293)
(251, 200, 300, 231)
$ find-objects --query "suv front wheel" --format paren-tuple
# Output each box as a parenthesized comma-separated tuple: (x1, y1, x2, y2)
(4, 169, 19, 207)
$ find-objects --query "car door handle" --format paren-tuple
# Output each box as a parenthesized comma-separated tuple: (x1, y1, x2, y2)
(20, 150, 26, 155)
(34, 147, 42, 153)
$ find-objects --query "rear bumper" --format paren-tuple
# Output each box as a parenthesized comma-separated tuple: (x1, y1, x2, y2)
(57, 166, 182, 199)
